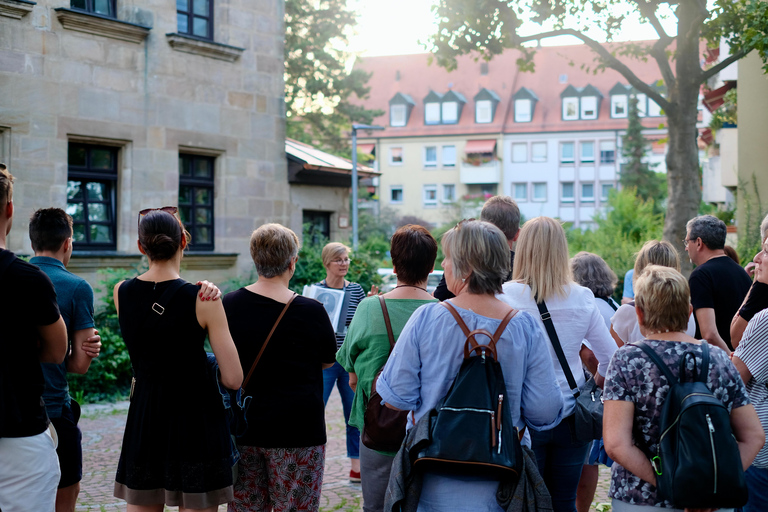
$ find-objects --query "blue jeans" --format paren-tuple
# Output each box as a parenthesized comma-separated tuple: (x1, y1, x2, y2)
(322, 361, 360, 459)
(530, 415, 591, 512)
(741, 465, 768, 512)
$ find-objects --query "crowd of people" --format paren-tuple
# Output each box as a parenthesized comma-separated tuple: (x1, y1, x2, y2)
(2, 160, 768, 512)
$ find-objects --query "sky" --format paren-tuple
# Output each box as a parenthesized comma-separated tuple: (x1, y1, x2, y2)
(346, 0, 678, 57)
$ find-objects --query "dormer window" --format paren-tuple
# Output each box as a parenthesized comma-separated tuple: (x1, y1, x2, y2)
(581, 97, 597, 119)
(611, 95, 628, 118)
(634, 94, 647, 117)
(648, 98, 663, 117)
(425, 102, 441, 124)
(442, 102, 458, 124)
(563, 97, 579, 120)
(515, 100, 532, 122)
(476, 100, 493, 123)
(390, 104, 406, 127)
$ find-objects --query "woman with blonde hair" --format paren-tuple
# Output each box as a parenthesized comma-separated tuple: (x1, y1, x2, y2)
(314, 242, 367, 481)
(224, 224, 337, 511)
(610, 240, 696, 347)
(377, 220, 563, 510)
(603, 265, 763, 511)
(500, 216, 616, 512)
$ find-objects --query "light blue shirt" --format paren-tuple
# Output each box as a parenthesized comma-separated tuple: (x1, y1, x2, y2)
(623, 269, 635, 299)
(377, 302, 564, 434)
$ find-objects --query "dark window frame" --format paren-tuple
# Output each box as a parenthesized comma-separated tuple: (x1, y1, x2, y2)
(303, 210, 331, 245)
(70, 0, 117, 17)
(176, 0, 214, 41)
(67, 143, 118, 250)
(179, 153, 215, 252)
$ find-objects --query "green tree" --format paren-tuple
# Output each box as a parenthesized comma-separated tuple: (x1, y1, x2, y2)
(428, 0, 768, 272)
(285, 0, 383, 156)
(620, 96, 665, 211)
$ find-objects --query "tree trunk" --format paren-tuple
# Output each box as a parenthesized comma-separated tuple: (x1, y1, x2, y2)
(663, 0, 706, 276)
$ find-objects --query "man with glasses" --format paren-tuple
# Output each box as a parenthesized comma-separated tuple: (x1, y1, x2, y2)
(0, 165, 69, 512)
(685, 214, 751, 352)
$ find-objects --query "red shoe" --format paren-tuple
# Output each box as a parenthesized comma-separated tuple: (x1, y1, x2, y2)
(349, 469, 361, 483)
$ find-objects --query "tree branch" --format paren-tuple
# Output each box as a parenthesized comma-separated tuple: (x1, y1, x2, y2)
(650, 37, 677, 92)
(516, 29, 671, 110)
(700, 47, 749, 83)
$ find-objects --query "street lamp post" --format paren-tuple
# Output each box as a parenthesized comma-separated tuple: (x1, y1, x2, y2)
(350, 123, 384, 251)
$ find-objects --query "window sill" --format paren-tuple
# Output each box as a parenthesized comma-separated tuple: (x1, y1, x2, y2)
(182, 252, 238, 271)
(0, 0, 34, 19)
(54, 8, 151, 43)
(166, 33, 244, 62)
(69, 252, 142, 274)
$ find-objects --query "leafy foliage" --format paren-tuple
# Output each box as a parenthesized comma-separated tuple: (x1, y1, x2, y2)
(737, 175, 768, 266)
(567, 188, 664, 299)
(284, 0, 383, 155)
(69, 268, 136, 403)
(708, 88, 738, 132)
(620, 96, 666, 211)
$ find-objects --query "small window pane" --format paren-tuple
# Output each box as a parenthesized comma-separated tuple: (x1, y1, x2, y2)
(515, 99, 531, 122)
(195, 188, 212, 205)
(601, 183, 614, 200)
(562, 182, 574, 201)
(582, 183, 594, 201)
(391, 187, 403, 203)
(442, 184, 455, 203)
(561, 142, 574, 162)
(581, 142, 594, 162)
(90, 224, 112, 243)
(66, 203, 84, 221)
(611, 95, 627, 118)
(424, 146, 437, 166)
(513, 183, 527, 201)
(71, 0, 87, 10)
(194, 158, 212, 178)
(581, 96, 597, 119)
(390, 105, 406, 127)
(179, 186, 192, 204)
(390, 147, 403, 164)
(177, 0, 189, 10)
(86, 182, 107, 201)
(512, 143, 527, 163)
(425, 103, 440, 124)
(69, 147, 86, 167)
(442, 102, 458, 123)
(193, 17, 208, 38)
(180, 206, 192, 223)
(442, 145, 456, 166)
(177, 13, 188, 33)
(72, 225, 86, 242)
(195, 226, 212, 244)
(90, 149, 113, 169)
(195, 207, 212, 224)
(193, 0, 208, 15)
(532, 142, 547, 162)
(533, 183, 546, 201)
(88, 203, 109, 222)
(476, 100, 492, 123)
(67, 181, 83, 200)
(93, 0, 111, 15)
(179, 156, 191, 177)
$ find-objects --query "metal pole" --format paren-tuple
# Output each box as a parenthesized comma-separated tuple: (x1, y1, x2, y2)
(351, 127, 359, 251)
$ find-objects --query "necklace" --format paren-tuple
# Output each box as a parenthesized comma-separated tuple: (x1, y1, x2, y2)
(394, 284, 428, 292)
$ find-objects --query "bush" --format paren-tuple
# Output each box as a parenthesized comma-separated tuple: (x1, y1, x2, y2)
(69, 267, 136, 403)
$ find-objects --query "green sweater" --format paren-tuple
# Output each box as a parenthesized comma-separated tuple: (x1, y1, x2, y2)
(337, 296, 437, 455)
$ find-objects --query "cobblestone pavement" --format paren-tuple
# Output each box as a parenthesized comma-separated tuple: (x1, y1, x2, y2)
(76, 392, 611, 511)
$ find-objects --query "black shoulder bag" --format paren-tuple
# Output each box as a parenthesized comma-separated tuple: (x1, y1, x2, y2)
(536, 299, 603, 444)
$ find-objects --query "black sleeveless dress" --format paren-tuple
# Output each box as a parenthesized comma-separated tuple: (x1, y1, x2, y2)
(114, 278, 234, 508)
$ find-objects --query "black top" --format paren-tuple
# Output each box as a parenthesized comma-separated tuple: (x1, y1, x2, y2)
(115, 278, 233, 494)
(0, 250, 61, 438)
(689, 255, 752, 351)
(739, 281, 768, 322)
(223, 289, 337, 447)
(434, 250, 515, 301)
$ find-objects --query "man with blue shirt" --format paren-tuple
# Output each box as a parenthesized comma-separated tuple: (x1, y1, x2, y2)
(29, 208, 101, 512)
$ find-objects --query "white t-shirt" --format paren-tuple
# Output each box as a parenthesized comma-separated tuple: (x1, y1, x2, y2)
(610, 303, 696, 346)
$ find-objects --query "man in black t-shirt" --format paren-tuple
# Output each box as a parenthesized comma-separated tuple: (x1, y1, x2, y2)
(0, 165, 68, 512)
(434, 195, 520, 301)
(685, 215, 752, 352)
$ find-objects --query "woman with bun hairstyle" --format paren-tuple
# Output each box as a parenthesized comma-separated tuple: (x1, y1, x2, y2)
(113, 207, 243, 512)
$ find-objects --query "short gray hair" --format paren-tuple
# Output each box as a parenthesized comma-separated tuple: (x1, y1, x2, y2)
(570, 252, 617, 298)
(686, 215, 726, 251)
(442, 220, 509, 295)
(250, 223, 300, 278)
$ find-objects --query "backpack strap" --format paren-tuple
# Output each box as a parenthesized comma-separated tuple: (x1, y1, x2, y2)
(441, 301, 517, 360)
(634, 341, 677, 384)
(378, 295, 396, 352)
(243, 293, 297, 390)
(598, 296, 619, 311)
(536, 299, 580, 397)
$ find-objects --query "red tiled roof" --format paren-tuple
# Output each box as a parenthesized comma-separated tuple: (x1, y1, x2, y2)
(353, 42, 674, 137)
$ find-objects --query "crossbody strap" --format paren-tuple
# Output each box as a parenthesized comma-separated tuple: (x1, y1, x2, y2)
(242, 293, 297, 389)
(378, 295, 396, 352)
(536, 299, 580, 396)
(598, 296, 618, 311)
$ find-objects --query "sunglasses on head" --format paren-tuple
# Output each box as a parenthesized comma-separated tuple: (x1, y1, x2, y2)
(137, 206, 178, 229)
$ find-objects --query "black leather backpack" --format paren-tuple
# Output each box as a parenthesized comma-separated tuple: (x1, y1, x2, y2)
(414, 301, 523, 480)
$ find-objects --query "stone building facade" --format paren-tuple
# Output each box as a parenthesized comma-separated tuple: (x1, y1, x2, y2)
(0, 0, 287, 286)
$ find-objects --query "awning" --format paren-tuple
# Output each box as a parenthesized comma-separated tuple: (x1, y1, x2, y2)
(357, 143, 375, 154)
(702, 82, 735, 113)
(700, 128, 714, 146)
(464, 139, 497, 154)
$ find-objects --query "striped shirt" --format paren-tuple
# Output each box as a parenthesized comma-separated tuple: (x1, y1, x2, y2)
(734, 308, 768, 468)
(315, 280, 366, 350)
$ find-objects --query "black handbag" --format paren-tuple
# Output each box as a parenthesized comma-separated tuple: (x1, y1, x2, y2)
(361, 296, 408, 452)
(414, 302, 523, 479)
(535, 300, 603, 444)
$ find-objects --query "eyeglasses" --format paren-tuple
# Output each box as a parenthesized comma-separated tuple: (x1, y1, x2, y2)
(683, 238, 696, 247)
(332, 258, 351, 265)
(138, 206, 178, 229)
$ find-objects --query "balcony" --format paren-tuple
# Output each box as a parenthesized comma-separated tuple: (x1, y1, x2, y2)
(460, 160, 500, 184)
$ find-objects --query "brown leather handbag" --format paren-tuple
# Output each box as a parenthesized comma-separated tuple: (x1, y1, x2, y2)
(361, 296, 409, 453)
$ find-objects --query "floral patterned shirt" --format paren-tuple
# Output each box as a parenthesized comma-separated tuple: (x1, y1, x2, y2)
(603, 340, 750, 508)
